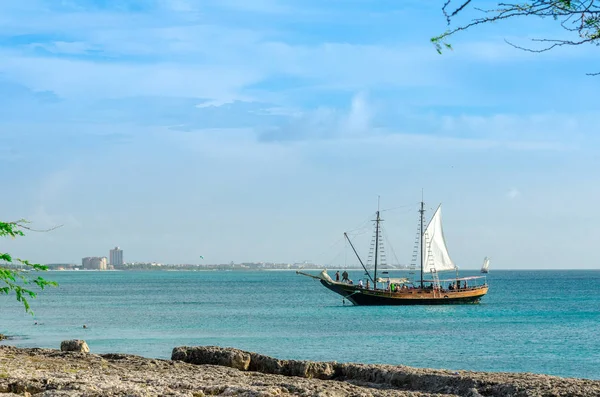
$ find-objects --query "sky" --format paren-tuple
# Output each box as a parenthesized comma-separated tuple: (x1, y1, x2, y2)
(1, 0, 599, 269)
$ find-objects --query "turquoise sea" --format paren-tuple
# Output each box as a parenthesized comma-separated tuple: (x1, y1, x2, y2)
(1, 270, 599, 380)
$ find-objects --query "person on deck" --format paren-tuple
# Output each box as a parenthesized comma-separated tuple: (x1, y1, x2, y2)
(342, 271, 349, 282)
(335, 271, 340, 282)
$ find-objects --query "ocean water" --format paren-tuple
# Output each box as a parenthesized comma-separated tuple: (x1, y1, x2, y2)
(1, 270, 599, 380)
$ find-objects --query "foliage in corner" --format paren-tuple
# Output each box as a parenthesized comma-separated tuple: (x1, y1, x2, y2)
(433, 1, 600, 73)
(0, 220, 58, 314)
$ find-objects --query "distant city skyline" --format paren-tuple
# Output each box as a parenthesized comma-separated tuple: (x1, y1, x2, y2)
(1, 2, 599, 269)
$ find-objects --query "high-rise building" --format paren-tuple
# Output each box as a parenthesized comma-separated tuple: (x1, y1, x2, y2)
(82, 257, 108, 270)
(110, 246, 124, 268)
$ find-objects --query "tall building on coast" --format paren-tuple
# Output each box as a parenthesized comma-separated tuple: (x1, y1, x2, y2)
(110, 246, 124, 268)
(82, 257, 108, 270)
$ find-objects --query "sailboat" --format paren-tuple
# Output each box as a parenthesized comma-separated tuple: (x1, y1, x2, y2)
(481, 257, 490, 274)
(297, 200, 488, 305)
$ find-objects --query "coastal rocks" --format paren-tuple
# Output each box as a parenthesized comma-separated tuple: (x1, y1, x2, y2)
(2, 345, 600, 396)
(334, 362, 483, 395)
(248, 352, 336, 379)
(172, 346, 251, 370)
(172, 346, 600, 397)
(2, 346, 421, 397)
(0, 333, 7, 341)
(172, 347, 337, 380)
(60, 339, 90, 353)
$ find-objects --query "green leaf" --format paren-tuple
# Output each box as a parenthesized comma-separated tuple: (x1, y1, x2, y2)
(1, 219, 58, 314)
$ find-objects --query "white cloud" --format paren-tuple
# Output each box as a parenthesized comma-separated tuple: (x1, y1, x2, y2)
(259, 92, 380, 141)
(196, 99, 238, 108)
(0, 38, 445, 102)
(416, 112, 593, 151)
(257, 95, 590, 152)
(343, 92, 371, 135)
(0, 53, 262, 100)
(0, 2, 448, 104)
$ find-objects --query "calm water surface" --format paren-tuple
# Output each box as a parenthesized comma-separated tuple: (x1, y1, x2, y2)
(1, 270, 599, 380)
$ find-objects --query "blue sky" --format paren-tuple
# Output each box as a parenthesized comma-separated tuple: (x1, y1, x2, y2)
(1, 0, 599, 269)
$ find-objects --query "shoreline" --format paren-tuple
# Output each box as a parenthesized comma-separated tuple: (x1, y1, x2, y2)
(2, 335, 598, 382)
(1, 344, 599, 397)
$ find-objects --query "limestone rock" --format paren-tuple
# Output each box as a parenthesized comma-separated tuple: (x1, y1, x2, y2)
(172, 346, 600, 397)
(172, 347, 337, 380)
(248, 352, 285, 374)
(60, 340, 90, 353)
(172, 346, 251, 370)
(247, 352, 336, 380)
(283, 359, 337, 379)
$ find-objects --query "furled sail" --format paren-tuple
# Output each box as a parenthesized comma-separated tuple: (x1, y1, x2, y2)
(422, 205, 456, 274)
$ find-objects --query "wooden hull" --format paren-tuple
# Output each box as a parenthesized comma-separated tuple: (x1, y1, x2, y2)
(320, 280, 488, 306)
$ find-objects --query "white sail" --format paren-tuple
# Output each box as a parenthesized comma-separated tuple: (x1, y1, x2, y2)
(481, 257, 490, 272)
(422, 205, 456, 274)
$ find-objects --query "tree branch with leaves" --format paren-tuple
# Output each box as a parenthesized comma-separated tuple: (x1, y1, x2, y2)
(1, 220, 58, 314)
(432, 1, 600, 73)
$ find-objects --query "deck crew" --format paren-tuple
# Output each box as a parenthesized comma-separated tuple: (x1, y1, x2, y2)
(342, 271, 349, 282)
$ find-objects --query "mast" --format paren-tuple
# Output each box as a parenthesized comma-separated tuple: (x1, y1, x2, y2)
(374, 211, 380, 289)
(419, 199, 425, 289)
(373, 196, 381, 289)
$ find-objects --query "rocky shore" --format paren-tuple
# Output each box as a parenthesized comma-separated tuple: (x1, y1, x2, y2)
(1, 343, 599, 397)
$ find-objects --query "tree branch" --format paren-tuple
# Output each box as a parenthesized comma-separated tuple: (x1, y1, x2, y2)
(433, 1, 599, 74)
(5, 220, 63, 233)
(1, 220, 59, 314)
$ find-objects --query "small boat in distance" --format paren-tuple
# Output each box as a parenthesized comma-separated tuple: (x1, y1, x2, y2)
(297, 199, 489, 305)
(481, 257, 490, 274)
